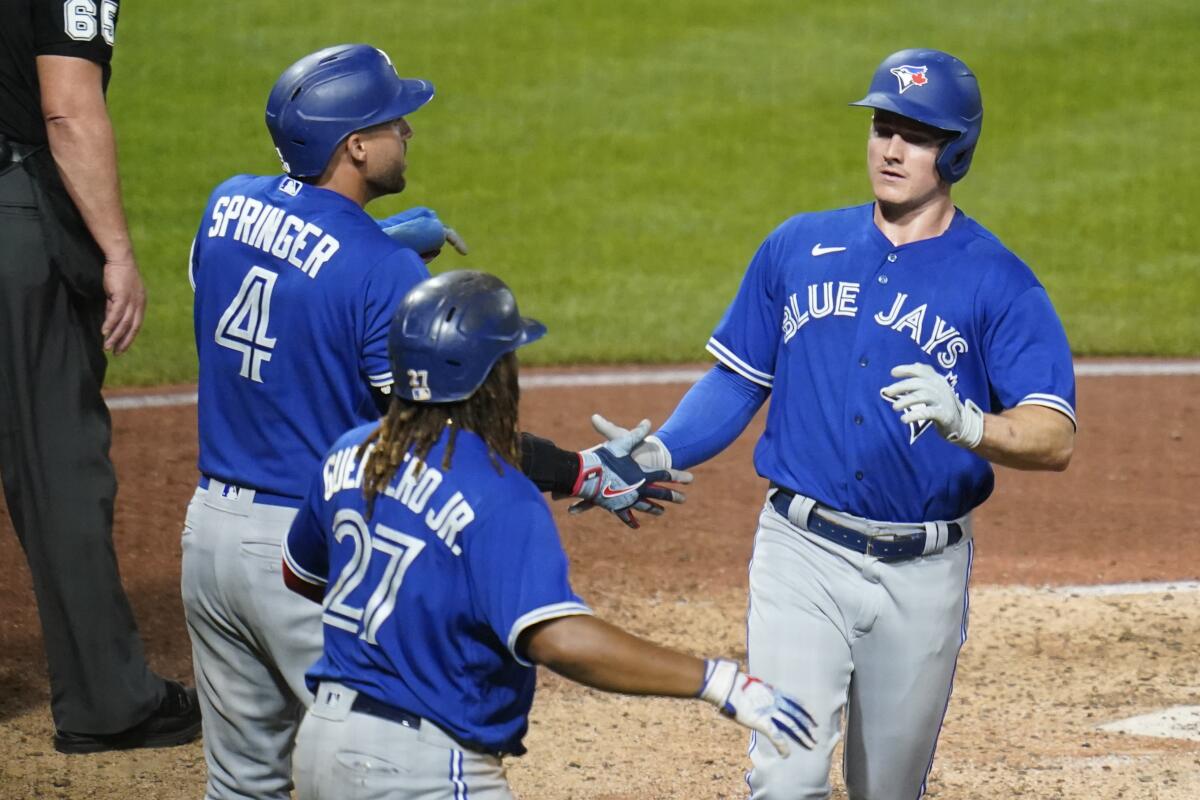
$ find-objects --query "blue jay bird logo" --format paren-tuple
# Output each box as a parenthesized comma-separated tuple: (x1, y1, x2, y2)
(889, 65, 929, 94)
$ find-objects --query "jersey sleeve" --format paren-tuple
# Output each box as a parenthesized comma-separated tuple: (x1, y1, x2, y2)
(706, 233, 782, 389)
(465, 493, 592, 667)
(981, 285, 1077, 428)
(360, 249, 430, 392)
(33, 0, 117, 63)
(283, 463, 331, 588)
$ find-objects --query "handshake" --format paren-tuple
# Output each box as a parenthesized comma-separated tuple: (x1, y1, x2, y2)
(376, 207, 469, 263)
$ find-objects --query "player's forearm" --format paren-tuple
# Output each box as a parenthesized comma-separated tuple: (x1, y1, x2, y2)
(523, 615, 705, 697)
(973, 405, 1074, 471)
(519, 432, 580, 494)
(37, 56, 135, 264)
(655, 364, 769, 470)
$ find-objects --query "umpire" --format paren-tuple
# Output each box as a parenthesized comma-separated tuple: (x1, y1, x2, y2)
(0, 0, 200, 752)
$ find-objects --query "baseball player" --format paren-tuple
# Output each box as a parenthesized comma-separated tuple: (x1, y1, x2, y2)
(283, 269, 816, 800)
(608, 49, 1077, 799)
(185, 44, 685, 799)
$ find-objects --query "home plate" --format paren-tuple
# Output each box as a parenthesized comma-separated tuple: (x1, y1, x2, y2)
(1098, 706, 1200, 741)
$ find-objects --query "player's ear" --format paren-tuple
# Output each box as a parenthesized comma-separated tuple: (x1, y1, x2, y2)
(342, 132, 370, 167)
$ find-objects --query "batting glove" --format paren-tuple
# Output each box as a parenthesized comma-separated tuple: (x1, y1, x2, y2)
(881, 362, 985, 449)
(569, 417, 692, 529)
(377, 207, 469, 263)
(590, 413, 673, 471)
(699, 659, 816, 757)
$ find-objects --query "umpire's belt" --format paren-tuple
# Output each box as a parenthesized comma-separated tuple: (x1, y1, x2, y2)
(199, 475, 304, 509)
(769, 485, 962, 561)
(0, 136, 43, 166)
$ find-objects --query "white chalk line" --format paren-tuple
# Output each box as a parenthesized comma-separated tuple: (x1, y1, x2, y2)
(1044, 580, 1200, 597)
(105, 360, 1200, 411)
(984, 580, 1200, 598)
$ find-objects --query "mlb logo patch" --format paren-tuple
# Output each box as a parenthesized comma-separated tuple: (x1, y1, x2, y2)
(280, 177, 303, 196)
(890, 65, 929, 94)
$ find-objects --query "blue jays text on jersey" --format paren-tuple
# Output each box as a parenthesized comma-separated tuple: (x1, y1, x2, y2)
(284, 424, 592, 755)
(190, 175, 429, 499)
(708, 203, 1075, 523)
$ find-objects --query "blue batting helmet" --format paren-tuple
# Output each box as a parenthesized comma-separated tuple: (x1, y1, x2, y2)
(388, 271, 546, 403)
(265, 44, 434, 178)
(850, 48, 983, 183)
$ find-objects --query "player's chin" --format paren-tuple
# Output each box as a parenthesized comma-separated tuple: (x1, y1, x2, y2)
(871, 175, 916, 203)
(369, 171, 407, 197)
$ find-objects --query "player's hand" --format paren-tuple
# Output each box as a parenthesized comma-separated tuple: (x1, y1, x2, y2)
(101, 258, 147, 355)
(590, 413, 673, 471)
(569, 417, 692, 529)
(881, 362, 984, 449)
(699, 659, 816, 757)
(377, 207, 469, 263)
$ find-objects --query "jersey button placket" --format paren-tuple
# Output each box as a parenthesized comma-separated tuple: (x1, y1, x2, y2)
(878, 252, 897, 284)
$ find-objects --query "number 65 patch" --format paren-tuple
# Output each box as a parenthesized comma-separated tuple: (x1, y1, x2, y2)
(64, 0, 118, 45)
(407, 369, 431, 401)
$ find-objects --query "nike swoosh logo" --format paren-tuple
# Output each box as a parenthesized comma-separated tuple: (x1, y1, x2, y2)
(811, 244, 847, 256)
(601, 480, 644, 500)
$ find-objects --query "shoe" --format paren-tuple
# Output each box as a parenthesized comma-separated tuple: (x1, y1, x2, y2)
(53, 679, 203, 754)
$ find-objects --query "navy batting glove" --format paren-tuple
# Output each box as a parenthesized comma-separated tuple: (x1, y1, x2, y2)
(569, 418, 692, 529)
(377, 207, 468, 262)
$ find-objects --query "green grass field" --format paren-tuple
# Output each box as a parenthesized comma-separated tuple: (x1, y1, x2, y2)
(105, 0, 1199, 385)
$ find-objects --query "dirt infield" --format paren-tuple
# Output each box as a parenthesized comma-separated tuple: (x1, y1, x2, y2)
(1, 367, 1198, 798)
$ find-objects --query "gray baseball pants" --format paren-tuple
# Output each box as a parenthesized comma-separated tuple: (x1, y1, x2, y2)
(294, 682, 513, 800)
(746, 494, 974, 800)
(181, 481, 323, 799)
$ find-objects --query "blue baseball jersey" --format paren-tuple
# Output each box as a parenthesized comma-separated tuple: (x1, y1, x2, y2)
(191, 174, 429, 498)
(709, 203, 1075, 522)
(283, 424, 591, 755)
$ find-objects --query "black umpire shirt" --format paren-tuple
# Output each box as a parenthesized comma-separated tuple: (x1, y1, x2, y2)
(0, 0, 118, 145)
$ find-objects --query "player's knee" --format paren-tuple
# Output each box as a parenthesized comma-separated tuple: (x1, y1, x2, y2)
(748, 736, 835, 800)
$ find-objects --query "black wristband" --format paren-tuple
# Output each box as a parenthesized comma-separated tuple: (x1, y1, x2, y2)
(520, 432, 580, 495)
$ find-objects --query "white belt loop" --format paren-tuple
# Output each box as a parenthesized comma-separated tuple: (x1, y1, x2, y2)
(312, 681, 357, 721)
(786, 493, 817, 530)
(922, 521, 949, 555)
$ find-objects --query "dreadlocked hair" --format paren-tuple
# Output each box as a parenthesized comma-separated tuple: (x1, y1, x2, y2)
(361, 351, 522, 518)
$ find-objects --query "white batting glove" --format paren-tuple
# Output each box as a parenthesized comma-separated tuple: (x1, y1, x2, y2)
(569, 417, 692, 528)
(699, 659, 816, 757)
(590, 413, 674, 471)
(881, 363, 985, 449)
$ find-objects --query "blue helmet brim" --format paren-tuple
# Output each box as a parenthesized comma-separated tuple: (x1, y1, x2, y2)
(517, 317, 547, 348)
(849, 94, 967, 135)
(387, 78, 435, 120)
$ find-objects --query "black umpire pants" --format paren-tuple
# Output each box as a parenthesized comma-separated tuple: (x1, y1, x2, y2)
(0, 158, 163, 734)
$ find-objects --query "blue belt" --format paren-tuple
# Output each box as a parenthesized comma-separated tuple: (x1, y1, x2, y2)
(769, 486, 962, 562)
(198, 475, 304, 509)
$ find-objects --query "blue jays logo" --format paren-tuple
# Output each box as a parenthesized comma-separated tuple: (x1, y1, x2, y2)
(890, 65, 929, 94)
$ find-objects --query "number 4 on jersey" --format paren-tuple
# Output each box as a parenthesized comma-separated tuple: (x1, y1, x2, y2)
(216, 266, 278, 383)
